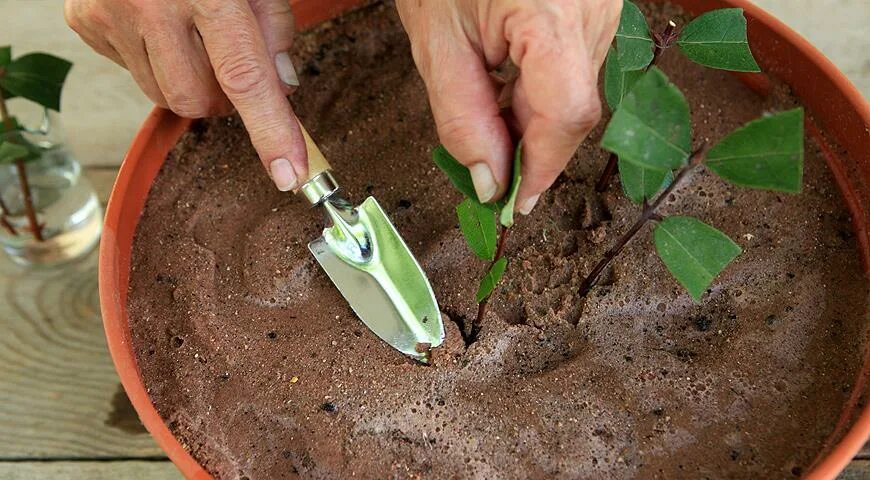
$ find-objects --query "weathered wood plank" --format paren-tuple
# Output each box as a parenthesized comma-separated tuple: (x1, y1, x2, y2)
(0, 167, 165, 459)
(837, 459, 870, 480)
(84, 167, 121, 205)
(0, 461, 180, 479)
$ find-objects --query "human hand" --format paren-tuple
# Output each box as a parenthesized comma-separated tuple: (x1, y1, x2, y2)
(397, 0, 621, 214)
(65, 0, 306, 191)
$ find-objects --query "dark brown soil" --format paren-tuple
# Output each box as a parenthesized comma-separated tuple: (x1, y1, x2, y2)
(127, 2, 869, 479)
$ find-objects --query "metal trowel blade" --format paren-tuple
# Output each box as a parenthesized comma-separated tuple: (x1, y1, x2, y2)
(308, 196, 444, 362)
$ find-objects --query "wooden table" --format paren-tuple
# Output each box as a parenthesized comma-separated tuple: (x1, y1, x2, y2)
(0, 166, 866, 479)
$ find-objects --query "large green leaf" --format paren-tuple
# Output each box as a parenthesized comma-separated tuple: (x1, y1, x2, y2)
(0, 141, 29, 165)
(706, 108, 803, 192)
(604, 47, 644, 111)
(433, 145, 479, 202)
(0, 53, 73, 111)
(618, 157, 673, 204)
(0, 46, 11, 67)
(498, 144, 523, 227)
(676, 8, 760, 72)
(0, 47, 11, 100)
(601, 67, 692, 171)
(615, 1, 654, 71)
(457, 198, 498, 261)
(654, 216, 742, 301)
(476, 257, 508, 303)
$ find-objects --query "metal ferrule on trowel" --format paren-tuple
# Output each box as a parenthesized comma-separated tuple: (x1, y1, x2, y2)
(295, 126, 444, 363)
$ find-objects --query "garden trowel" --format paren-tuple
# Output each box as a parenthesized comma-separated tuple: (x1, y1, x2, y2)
(295, 124, 444, 363)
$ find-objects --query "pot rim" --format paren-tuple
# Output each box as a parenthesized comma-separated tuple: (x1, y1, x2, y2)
(99, 1, 870, 479)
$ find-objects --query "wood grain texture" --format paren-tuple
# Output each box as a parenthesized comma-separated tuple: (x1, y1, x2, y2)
(0, 168, 163, 459)
(0, 461, 180, 479)
(838, 459, 870, 480)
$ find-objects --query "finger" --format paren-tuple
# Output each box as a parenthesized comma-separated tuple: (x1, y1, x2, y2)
(506, 3, 602, 214)
(193, 0, 306, 191)
(143, 17, 232, 117)
(115, 36, 168, 108)
(400, 8, 513, 202)
(249, 0, 298, 94)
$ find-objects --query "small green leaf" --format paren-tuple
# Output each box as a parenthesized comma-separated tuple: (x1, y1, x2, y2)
(615, 1, 654, 71)
(676, 8, 760, 72)
(476, 257, 508, 303)
(0, 53, 73, 111)
(0, 141, 30, 165)
(498, 144, 523, 227)
(618, 157, 673, 204)
(601, 67, 692, 171)
(457, 198, 498, 261)
(0, 46, 11, 67)
(433, 145, 479, 202)
(706, 109, 803, 192)
(604, 47, 644, 111)
(654, 216, 742, 301)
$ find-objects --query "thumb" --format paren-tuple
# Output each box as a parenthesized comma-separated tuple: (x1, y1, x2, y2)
(403, 18, 513, 202)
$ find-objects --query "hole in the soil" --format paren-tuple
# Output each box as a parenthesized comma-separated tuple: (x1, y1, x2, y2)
(267, 331, 278, 340)
(445, 309, 480, 347)
(171, 336, 184, 348)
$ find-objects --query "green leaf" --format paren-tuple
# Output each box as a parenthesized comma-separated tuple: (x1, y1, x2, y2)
(476, 257, 508, 303)
(433, 145, 479, 202)
(676, 8, 760, 72)
(0, 141, 30, 165)
(601, 67, 692, 171)
(615, 1, 654, 71)
(654, 216, 742, 301)
(0, 53, 73, 111)
(457, 198, 498, 261)
(618, 157, 673, 204)
(0, 46, 11, 67)
(498, 144, 523, 227)
(706, 109, 803, 192)
(604, 47, 644, 111)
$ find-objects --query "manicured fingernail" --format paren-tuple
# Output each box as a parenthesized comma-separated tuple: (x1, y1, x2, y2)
(275, 52, 299, 87)
(469, 163, 497, 203)
(270, 158, 297, 191)
(518, 194, 541, 215)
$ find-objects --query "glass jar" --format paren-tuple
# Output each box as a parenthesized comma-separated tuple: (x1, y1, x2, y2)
(0, 110, 102, 266)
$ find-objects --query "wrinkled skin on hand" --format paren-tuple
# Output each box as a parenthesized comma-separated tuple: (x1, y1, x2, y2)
(66, 0, 621, 208)
(397, 0, 621, 212)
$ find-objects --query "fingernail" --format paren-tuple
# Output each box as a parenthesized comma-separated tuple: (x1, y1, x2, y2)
(469, 163, 497, 203)
(275, 52, 299, 87)
(270, 158, 298, 191)
(518, 194, 541, 215)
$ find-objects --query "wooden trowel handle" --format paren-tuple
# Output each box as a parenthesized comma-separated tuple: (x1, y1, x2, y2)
(299, 123, 331, 181)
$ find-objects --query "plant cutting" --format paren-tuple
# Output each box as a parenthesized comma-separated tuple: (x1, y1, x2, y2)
(596, 2, 760, 192)
(432, 144, 522, 335)
(581, 66, 803, 299)
(0, 46, 72, 242)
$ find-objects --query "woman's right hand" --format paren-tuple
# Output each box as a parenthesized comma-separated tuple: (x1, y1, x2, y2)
(64, 0, 307, 192)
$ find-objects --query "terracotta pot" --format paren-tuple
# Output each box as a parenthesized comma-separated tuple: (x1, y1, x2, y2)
(99, 0, 870, 478)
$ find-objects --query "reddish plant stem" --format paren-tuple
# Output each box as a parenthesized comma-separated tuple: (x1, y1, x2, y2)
(579, 147, 705, 297)
(595, 20, 679, 192)
(476, 226, 511, 324)
(14, 160, 43, 241)
(0, 196, 16, 235)
(0, 83, 43, 241)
